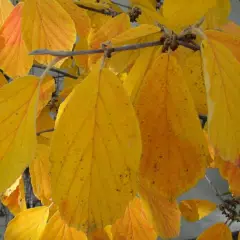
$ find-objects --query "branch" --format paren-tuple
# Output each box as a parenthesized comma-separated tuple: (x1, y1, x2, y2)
(111, 0, 131, 9)
(36, 128, 55, 136)
(30, 39, 200, 58)
(33, 64, 78, 79)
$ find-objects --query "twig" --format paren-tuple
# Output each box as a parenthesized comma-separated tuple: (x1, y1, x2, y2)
(177, 40, 200, 51)
(36, 128, 55, 136)
(111, 0, 131, 9)
(40, 57, 62, 81)
(205, 175, 224, 202)
(33, 64, 78, 79)
(30, 39, 200, 58)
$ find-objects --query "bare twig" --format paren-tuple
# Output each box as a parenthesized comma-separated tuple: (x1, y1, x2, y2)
(36, 128, 55, 136)
(30, 39, 200, 58)
(33, 64, 78, 79)
(205, 175, 224, 202)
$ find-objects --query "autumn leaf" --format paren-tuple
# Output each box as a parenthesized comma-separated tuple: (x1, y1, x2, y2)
(50, 62, 141, 233)
(22, 0, 76, 65)
(4, 206, 49, 240)
(162, 0, 216, 30)
(0, 76, 39, 194)
(179, 199, 217, 222)
(40, 210, 87, 240)
(197, 223, 232, 240)
(1, 176, 26, 215)
(0, 0, 13, 27)
(111, 197, 157, 240)
(30, 144, 52, 205)
(201, 37, 240, 163)
(222, 21, 240, 38)
(0, 3, 33, 77)
(140, 183, 181, 239)
(91, 226, 112, 240)
(0, 72, 8, 87)
(135, 53, 207, 199)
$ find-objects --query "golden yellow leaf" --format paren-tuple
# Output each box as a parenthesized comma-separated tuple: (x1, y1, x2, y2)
(204, 0, 231, 29)
(37, 75, 55, 116)
(135, 53, 207, 199)
(205, 30, 240, 63)
(162, 0, 216, 30)
(174, 47, 207, 115)
(111, 24, 160, 45)
(179, 199, 217, 222)
(75, 0, 111, 10)
(140, 183, 181, 239)
(0, 3, 33, 77)
(40, 210, 87, 240)
(4, 206, 49, 240)
(1, 176, 26, 215)
(30, 144, 52, 205)
(112, 197, 157, 240)
(197, 223, 232, 240)
(0, 76, 39, 194)
(74, 38, 89, 71)
(56, 0, 90, 37)
(0, 0, 13, 27)
(201, 38, 240, 163)
(22, 0, 76, 65)
(50, 63, 141, 233)
(0, 72, 8, 87)
(221, 21, 240, 38)
(91, 226, 112, 240)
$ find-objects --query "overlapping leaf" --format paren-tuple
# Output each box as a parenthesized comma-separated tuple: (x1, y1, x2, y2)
(112, 197, 157, 240)
(0, 76, 39, 194)
(22, 0, 76, 65)
(0, 3, 33, 77)
(135, 53, 207, 199)
(222, 21, 240, 37)
(40, 210, 87, 240)
(201, 37, 240, 163)
(197, 223, 232, 240)
(179, 199, 217, 222)
(4, 206, 49, 240)
(0, 0, 13, 26)
(50, 63, 141, 232)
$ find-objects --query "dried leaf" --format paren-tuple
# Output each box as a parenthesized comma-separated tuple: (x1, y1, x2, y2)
(50, 63, 141, 233)
(135, 53, 207, 199)
(179, 199, 217, 222)
(22, 0, 76, 65)
(197, 223, 232, 240)
(0, 76, 39, 194)
(0, 3, 33, 77)
(40, 210, 87, 240)
(201, 37, 240, 163)
(4, 206, 49, 240)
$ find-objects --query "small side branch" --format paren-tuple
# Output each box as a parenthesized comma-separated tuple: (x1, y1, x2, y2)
(36, 128, 55, 136)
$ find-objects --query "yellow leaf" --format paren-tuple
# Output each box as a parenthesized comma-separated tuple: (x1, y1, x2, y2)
(74, 38, 89, 71)
(204, 0, 231, 29)
(206, 30, 240, 63)
(0, 3, 33, 77)
(174, 47, 207, 115)
(50, 63, 141, 233)
(111, 24, 160, 45)
(91, 226, 112, 240)
(201, 38, 240, 163)
(135, 53, 207, 199)
(0, 72, 8, 87)
(56, 0, 90, 37)
(197, 223, 232, 240)
(22, 0, 76, 65)
(30, 144, 52, 205)
(162, 0, 216, 30)
(75, 0, 111, 10)
(1, 176, 26, 215)
(0, 0, 13, 27)
(179, 199, 217, 222)
(0, 76, 39, 194)
(37, 75, 55, 116)
(140, 184, 181, 239)
(112, 197, 157, 240)
(4, 206, 49, 240)
(40, 210, 87, 240)
(221, 21, 240, 38)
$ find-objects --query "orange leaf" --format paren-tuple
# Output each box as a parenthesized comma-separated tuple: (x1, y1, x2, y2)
(179, 199, 217, 222)
(112, 197, 157, 240)
(221, 21, 240, 38)
(140, 183, 181, 239)
(197, 223, 232, 240)
(135, 53, 207, 198)
(0, 3, 33, 77)
(22, 0, 76, 65)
